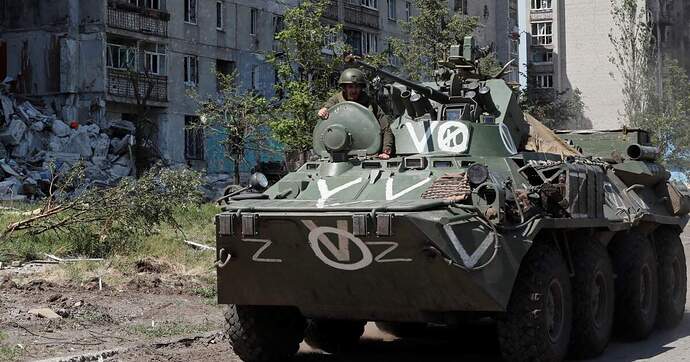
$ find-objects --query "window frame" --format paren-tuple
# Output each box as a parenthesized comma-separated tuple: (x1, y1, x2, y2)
(361, 32, 378, 55)
(250, 8, 258, 36)
(361, 0, 378, 10)
(387, 0, 396, 20)
(184, 0, 197, 24)
(531, 21, 553, 45)
(184, 115, 205, 161)
(106, 43, 136, 70)
(535, 74, 554, 88)
(531, 0, 552, 10)
(405, 1, 411, 21)
(216, 1, 224, 30)
(183, 55, 199, 86)
(454, 0, 468, 15)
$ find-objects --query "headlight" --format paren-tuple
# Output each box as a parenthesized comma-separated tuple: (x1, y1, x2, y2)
(249, 172, 269, 191)
(467, 164, 489, 185)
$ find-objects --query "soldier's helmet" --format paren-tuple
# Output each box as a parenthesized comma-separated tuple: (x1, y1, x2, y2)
(338, 68, 367, 87)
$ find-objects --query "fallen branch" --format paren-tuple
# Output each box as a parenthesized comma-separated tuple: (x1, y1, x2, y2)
(183, 240, 215, 251)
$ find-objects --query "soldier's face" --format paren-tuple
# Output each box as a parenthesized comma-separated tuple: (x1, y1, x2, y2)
(344, 84, 362, 101)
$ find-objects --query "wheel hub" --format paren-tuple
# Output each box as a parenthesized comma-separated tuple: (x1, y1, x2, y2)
(546, 279, 565, 343)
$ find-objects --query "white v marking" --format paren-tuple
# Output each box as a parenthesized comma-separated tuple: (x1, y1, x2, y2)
(385, 177, 431, 200)
(317, 177, 363, 207)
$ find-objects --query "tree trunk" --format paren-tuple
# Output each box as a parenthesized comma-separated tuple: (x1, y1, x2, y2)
(234, 159, 241, 185)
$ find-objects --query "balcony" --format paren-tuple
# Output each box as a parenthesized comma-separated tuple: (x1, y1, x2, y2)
(107, 0, 170, 37)
(344, 3, 380, 29)
(323, 0, 338, 20)
(107, 68, 168, 103)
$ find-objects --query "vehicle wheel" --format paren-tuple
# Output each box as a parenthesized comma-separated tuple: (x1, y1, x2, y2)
(497, 242, 572, 362)
(375, 321, 426, 338)
(304, 319, 366, 353)
(609, 232, 658, 340)
(568, 241, 615, 359)
(225, 305, 306, 362)
(654, 228, 687, 329)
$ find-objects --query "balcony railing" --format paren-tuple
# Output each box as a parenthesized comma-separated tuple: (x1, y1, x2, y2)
(344, 3, 380, 29)
(107, 68, 168, 102)
(107, 0, 169, 37)
(324, 0, 339, 20)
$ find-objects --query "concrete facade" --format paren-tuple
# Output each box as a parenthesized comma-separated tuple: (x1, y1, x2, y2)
(522, 0, 688, 129)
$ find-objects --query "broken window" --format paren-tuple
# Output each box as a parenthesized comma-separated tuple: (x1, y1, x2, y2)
(184, 0, 197, 23)
(531, 22, 553, 45)
(143, 43, 166, 75)
(184, 55, 198, 86)
(454, 0, 468, 15)
(361, 32, 378, 55)
(344, 29, 362, 55)
(250, 8, 258, 35)
(387, 0, 396, 20)
(216, 1, 224, 30)
(361, 0, 378, 9)
(405, 1, 411, 21)
(107, 43, 136, 70)
(536, 74, 553, 88)
(185, 115, 205, 161)
(531, 0, 552, 10)
(216, 59, 235, 91)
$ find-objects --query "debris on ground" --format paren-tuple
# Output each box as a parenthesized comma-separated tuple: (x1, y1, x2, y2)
(0, 92, 135, 201)
(28, 307, 62, 319)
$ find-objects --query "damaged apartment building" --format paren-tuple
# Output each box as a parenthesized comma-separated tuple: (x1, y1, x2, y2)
(0, 0, 291, 180)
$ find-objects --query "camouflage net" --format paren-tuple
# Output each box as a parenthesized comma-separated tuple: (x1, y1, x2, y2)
(421, 173, 470, 201)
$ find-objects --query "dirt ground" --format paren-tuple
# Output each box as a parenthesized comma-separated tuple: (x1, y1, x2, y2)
(1, 228, 688, 362)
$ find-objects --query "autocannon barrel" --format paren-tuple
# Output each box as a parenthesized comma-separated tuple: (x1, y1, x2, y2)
(626, 144, 659, 161)
(350, 58, 450, 104)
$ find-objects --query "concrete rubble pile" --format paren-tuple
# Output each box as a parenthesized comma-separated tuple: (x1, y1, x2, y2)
(0, 92, 136, 201)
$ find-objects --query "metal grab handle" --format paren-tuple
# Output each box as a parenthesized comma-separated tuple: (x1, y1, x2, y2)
(215, 248, 232, 268)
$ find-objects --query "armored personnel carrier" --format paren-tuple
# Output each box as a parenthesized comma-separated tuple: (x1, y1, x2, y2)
(215, 37, 689, 361)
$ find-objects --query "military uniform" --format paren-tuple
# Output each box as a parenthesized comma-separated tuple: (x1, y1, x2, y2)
(322, 90, 395, 155)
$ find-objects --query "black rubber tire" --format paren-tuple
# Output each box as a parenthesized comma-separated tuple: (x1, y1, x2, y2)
(497, 242, 573, 362)
(304, 319, 366, 353)
(609, 232, 659, 340)
(375, 321, 427, 338)
(654, 228, 687, 329)
(568, 241, 615, 359)
(225, 305, 306, 362)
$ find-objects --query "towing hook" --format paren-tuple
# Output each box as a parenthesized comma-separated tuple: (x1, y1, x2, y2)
(215, 248, 232, 268)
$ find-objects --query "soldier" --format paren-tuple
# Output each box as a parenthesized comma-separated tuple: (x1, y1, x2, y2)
(318, 68, 394, 160)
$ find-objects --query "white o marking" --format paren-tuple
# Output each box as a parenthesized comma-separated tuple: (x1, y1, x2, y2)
(307, 226, 373, 271)
(499, 124, 518, 154)
(437, 122, 469, 153)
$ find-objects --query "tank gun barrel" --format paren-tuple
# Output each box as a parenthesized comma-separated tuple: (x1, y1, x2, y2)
(346, 56, 450, 104)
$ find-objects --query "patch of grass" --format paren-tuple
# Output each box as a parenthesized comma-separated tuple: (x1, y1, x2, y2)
(127, 320, 216, 339)
(0, 346, 24, 362)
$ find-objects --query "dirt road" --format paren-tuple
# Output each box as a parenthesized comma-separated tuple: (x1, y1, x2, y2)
(1, 228, 688, 362)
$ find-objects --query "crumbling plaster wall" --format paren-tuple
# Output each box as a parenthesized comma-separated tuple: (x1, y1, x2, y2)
(0, 0, 106, 122)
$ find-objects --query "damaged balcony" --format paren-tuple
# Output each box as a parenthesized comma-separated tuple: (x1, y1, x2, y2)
(344, 3, 380, 29)
(107, 68, 168, 103)
(107, 0, 170, 38)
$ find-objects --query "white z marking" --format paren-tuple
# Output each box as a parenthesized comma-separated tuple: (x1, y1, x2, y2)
(385, 177, 432, 200)
(243, 238, 283, 263)
(365, 241, 412, 263)
(317, 177, 363, 208)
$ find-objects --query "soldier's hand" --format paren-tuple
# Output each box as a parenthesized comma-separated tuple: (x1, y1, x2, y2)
(318, 108, 329, 119)
(378, 153, 390, 160)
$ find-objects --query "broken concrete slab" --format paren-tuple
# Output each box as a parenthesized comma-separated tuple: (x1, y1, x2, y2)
(92, 134, 110, 158)
(30, 120, 46, 132)
(28, 308, 62, 319)
(11, 132, 33, 159)
(66, 128, 93, 158)
(0, 177, 22, 197)
(0, 95, 13, 124)
(109, 120, 136, 136)
(111, 134, 133, 155)
(109, 164, 131, 178)
(50, 118, 71, 137)
(49, 134, 69, 153)
(0, 118, 28, 145)
(0, 160, 22, 177)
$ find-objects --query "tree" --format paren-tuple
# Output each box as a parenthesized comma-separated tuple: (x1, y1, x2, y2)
(268, 0, 344, 155)
(521, 65, 586, 129)
(189, 72, 275, 184)
(609, 0, 689, 174)
(643, 59, 690, 174)
(608, 0, 655, 126)
(389, 0, 479, 80)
